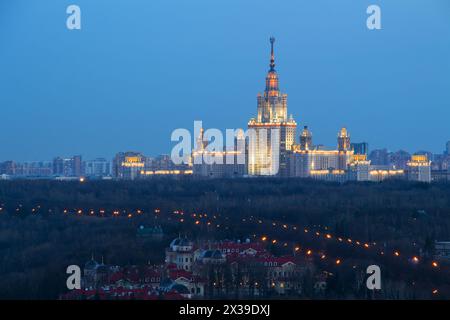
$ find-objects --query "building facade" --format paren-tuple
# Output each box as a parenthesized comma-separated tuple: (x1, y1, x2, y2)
(84, 158, 111, 177)
(52, 155, 82, 177)
(112, 152, 145, 180)
(192, 128, 247, 178)
(351, 142, 369, 156)
(406, 154, 431, 183)
(288, 127, 354, 180)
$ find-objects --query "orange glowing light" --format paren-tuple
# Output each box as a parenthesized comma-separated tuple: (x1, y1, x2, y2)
(432, 261, 439, 268)
(412, 256, 419, 263)
(306, 250, 312, 255)
(336, 259, 341, 265)
(261, 236, 267, 241)
(394, 251, 400, 257)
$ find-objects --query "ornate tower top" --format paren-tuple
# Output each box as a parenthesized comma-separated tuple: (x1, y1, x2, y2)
(265, 37, 280, 97)
(338, 127, 351, 151)
(338, 127, 349, 138)
(300, 126, 313, 151)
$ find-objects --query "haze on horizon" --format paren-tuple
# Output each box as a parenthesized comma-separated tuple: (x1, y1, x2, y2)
(0, 0, 449, 161)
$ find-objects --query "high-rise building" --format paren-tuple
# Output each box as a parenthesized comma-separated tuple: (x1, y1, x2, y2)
(15, 162, 52, 177)
(337, 127, 351, 170)
(52, 156, 82, 177)
(445, 141, 450, 155)
(72, 155, 82, 177)
(0, 161, 16, 175)
(369, 149, 389, 166)
(351, 142, 369, 156)
(84, 158, 111, 177)
(248, 38, 297, 176)
(389, 150, 411, 170)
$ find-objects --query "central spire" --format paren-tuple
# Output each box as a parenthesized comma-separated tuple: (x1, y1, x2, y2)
(270, 37, 276, 71)
(265, 37, 279, 96)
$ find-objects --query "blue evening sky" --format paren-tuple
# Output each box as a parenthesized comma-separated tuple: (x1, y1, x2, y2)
(0, 0, 449, 161)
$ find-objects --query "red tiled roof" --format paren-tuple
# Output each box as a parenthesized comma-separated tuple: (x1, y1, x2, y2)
(169, 269, 193, 281)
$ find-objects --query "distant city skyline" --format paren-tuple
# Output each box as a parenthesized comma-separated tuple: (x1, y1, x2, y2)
(1, 0, 450, 162)
(0, 139, 449, 163)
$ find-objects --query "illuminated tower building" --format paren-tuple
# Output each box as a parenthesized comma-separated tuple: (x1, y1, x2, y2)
(248, 37, 297, 176)
(337, 127, 350, 152)
(300, 126, 313, 151)
(337, 127, 352, 170)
